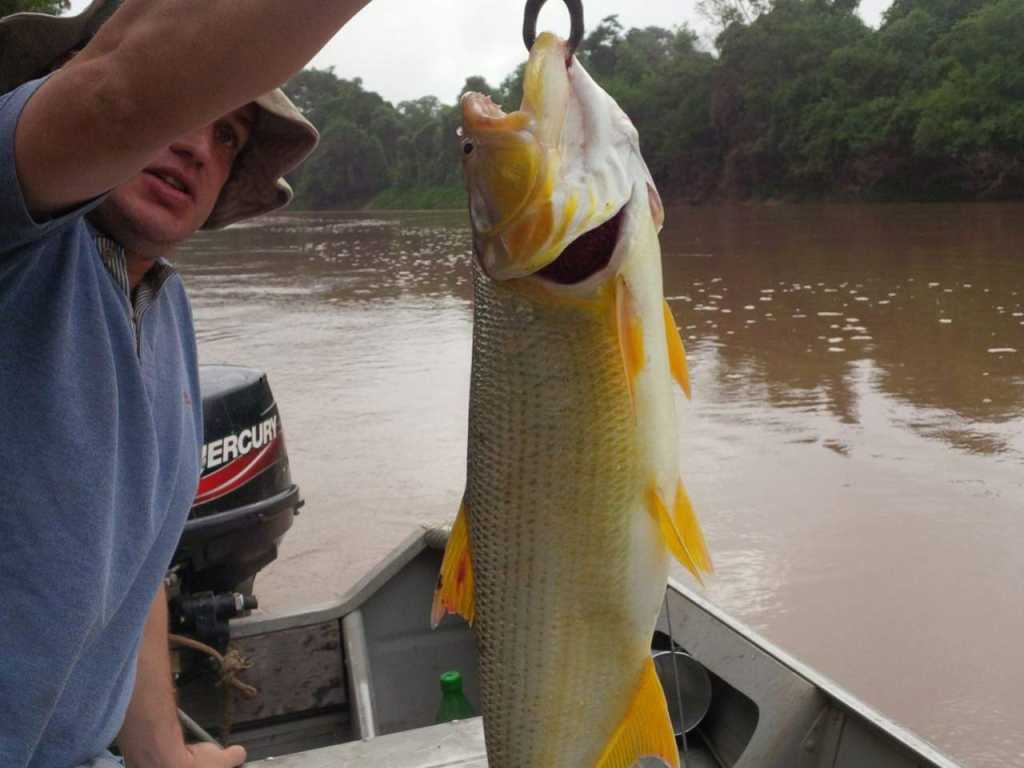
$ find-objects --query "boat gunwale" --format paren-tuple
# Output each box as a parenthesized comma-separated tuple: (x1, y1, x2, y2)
(230, 526, 963, 768)
(668, 576, 962, 768)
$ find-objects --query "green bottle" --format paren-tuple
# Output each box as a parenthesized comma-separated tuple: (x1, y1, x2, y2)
(435, 670, 475, 723)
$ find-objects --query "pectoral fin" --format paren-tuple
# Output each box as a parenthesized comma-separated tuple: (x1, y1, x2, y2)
(616, 276, 645, 411)
(596, 656, 680, 768)
(431, 501, 476, 628)
(663, 300, 691, 399)
(647, 483, 712, 583)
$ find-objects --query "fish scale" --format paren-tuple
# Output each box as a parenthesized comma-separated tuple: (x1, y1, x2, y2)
(467, 267, 647, 766)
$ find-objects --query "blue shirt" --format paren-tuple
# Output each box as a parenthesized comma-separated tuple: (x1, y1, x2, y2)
(0, 78, 203, 768)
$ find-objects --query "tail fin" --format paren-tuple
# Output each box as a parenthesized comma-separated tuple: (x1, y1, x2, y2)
(596, 656, 681, 768)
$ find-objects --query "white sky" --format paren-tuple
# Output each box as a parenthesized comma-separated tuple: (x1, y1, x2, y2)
(68, 0, 892, 106)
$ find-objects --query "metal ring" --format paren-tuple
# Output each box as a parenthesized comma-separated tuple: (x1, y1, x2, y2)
(523, 0, 585, 57)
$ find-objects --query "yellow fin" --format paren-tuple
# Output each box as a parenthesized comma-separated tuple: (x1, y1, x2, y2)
(616, 276, 645, 411)
(647, 484, 712, 584)
(596, 656, 680, 768)
(674, 480, 712, 575)
(430, 501, 475, 628)
(663, 300, 691, 400)
(647, 487, 700, 581)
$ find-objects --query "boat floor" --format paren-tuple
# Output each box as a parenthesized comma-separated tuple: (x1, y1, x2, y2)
(247, 716, 718, 767)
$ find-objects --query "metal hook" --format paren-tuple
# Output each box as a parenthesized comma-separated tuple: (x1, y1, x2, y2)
(523, 0, 585, 58)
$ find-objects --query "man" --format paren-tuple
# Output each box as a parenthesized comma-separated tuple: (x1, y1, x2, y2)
(0, 0, 371, 765)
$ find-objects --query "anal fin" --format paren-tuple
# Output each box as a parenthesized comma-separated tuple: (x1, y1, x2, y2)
(673, 480, 712, 575)
(430, 501, 476, 628)
(663, 300, 691, 399)
(647, 483, 712, 584)
(596, 656, 680, 768)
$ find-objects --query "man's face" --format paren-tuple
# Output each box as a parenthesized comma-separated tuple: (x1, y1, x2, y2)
(90, 105, 256, 256)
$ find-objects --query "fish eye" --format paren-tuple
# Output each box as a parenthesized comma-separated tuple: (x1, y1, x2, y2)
(463, 141, 475, 156)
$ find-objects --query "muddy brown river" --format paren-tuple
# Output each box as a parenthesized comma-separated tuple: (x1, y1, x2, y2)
(177, 203, 1024, 768)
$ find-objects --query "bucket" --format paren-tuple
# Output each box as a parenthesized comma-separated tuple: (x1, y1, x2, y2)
(652, 650, 713, 735)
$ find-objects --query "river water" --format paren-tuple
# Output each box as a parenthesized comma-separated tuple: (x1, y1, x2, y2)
(177, 203, 1024, 768)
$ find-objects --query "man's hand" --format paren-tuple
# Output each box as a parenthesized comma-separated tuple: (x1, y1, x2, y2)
(118, 586, 248, 768)
(183, 742, 247, 767)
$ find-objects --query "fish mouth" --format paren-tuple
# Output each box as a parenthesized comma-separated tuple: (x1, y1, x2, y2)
(535, 206, 625, 285)
(462, 93, 511, 124)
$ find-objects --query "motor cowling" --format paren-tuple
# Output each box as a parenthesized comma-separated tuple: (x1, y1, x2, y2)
(169, 365, 301, 650)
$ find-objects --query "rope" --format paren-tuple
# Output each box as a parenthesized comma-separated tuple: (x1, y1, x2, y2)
(169, 633, 259, 741)
(169, 634, 259, 699)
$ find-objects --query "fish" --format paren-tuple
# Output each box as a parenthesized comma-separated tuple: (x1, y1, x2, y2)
(431, 31, 712, 768)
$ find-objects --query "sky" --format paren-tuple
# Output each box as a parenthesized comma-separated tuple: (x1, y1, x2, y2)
(68, 0, 892, 106)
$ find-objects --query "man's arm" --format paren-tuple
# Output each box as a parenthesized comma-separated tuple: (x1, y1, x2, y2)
(15, 0, 372, 217)
(117, 585, 246, 768)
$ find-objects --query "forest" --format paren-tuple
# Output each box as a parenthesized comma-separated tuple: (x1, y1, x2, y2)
(280, 0, 1024, 208)
(12, 0, 1024, 207)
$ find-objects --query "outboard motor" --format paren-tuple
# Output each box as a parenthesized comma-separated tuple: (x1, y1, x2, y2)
(168, 365, 302, 653)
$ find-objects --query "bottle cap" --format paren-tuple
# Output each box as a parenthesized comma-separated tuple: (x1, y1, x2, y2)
(440, 670, 463, 693)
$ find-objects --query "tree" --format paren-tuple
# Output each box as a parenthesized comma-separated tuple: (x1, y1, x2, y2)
(283, 67, 344, 125)
(709, 0, 870, 195)
(397, 95, 442, 124)
(457, 76, 495, 104)
(577, 15, 624, 79)
(911, 0, 1024, 195)
(495, 64, 526, 111)
(295, 117, 388, 208)
(697, 0, 770, 32)
(368, 105, 404, 170)
(882, 0, 988, 28)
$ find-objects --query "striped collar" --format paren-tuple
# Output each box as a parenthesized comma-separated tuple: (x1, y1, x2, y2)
(94, 233, 175, 299)
(94, 233, 176, 336)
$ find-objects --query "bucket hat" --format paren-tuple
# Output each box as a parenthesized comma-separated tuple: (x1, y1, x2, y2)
(0, 0, 319, 228)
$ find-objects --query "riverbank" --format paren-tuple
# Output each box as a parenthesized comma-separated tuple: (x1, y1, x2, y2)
(365, 184, 466, 210)
(330, 179, 1024, 214)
